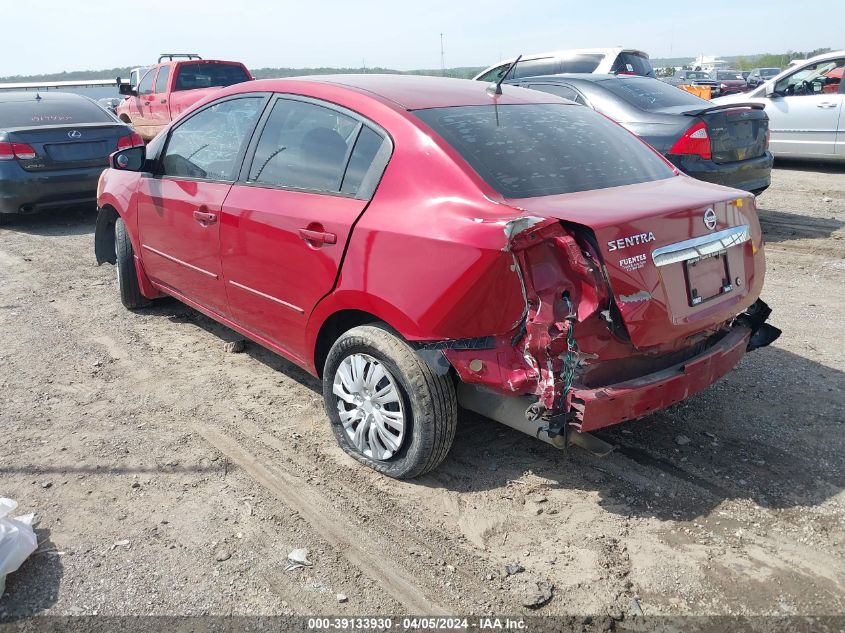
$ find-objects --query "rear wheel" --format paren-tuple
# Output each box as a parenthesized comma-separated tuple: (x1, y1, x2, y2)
(322, 325, 457, 479)
(115, 217, 149, 310)
(751, 186, 769, 197)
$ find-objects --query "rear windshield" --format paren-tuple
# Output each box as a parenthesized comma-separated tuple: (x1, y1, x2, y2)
(174, 63, 250, 91)
(599, 77, 708, 111)
(715, 71, 744, 81)
(414, 104, 673, 199)
(611, 53, 655, 77)
(0, 99, 112, 128)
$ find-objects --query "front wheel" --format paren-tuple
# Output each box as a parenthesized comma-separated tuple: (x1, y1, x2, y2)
(115, 217, 149, 310)
(322, 325, 457, 479)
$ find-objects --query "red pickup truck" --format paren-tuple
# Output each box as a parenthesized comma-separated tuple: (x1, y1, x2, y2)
(115, 54, 253, 141)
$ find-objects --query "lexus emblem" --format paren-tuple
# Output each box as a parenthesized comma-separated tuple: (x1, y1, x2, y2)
(67, 130, 82, 139)
(703, 208, 717, 230)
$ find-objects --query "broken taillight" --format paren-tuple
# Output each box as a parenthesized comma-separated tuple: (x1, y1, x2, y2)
(668, 121, 712, 160)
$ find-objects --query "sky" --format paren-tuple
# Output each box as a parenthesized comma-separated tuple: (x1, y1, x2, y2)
(3, 0, 842, 76)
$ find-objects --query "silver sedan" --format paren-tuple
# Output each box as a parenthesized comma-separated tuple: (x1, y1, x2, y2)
(712, 50, 845, 159)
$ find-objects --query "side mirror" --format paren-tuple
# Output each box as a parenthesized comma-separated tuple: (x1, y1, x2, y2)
(764, 82, 777, 98)
(110, 146, 146, 171)
(117, 81, 137, 96)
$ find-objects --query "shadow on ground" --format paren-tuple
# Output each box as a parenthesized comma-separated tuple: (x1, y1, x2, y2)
(146, 297, 845, 523)
(0, 528, 63, 621)
(0, 206, 97, 237)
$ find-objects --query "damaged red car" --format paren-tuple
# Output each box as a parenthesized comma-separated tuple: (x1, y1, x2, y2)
(94, 75, 780, 478)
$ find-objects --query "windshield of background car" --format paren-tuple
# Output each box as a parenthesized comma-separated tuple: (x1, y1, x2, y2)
(414, 104, 674, 198)
(599, 77, 708, 111)
(174, 63, 250, 91)
(0, 99, 113, 127)
(716, 71, 744, 81)
(761, 68, 780, 77)
(686, 72, 709, 80)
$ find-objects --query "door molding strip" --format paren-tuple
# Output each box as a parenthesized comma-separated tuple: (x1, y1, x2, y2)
(229, 280, 305, 314)
(141, 244, 219, 279)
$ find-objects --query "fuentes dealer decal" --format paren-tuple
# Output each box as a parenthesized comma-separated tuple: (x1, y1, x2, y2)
(619, 253, 647, 272)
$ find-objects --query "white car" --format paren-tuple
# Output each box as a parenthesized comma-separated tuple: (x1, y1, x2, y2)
(712, 50, 845, 159)
(474, 48, 654, 83)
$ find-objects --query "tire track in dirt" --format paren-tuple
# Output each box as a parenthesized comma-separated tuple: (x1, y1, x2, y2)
(194, 424, 450, 616)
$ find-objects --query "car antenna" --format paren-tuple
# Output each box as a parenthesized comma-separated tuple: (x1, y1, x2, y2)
(487, 54, 522, 96)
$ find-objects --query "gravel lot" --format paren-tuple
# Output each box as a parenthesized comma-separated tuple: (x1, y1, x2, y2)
(0, 161, 843, 624)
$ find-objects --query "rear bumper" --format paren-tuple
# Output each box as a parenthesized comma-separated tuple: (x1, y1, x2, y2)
(570, 325, 751, 432)
(669, 151, 773, 193)
(0, 163, 104, 214)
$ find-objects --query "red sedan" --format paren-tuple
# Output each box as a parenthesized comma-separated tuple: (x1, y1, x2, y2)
(95, 75, 779, 478)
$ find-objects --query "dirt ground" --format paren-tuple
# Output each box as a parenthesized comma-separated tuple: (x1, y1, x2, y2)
(0, 161, 843, 624)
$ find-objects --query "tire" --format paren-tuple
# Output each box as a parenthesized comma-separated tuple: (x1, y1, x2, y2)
(751, 186, 769, 197)
(115, 217, 149, 310)
(322, 324, 457, 479)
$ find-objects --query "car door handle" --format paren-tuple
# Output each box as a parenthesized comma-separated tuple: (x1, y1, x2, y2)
(160, 99, 167, 104)
(817, 102, 838, 108)
(298, 228, 337, 245)
(193, 210, 217, 225)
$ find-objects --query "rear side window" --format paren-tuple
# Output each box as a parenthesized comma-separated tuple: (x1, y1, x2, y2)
(340, 126, 390, 197)
(599, 77, 708, 111)
(511, 58, 561, 79)
(611, 53, 655, 77)
(249, 99, 360, 193)
(558, 54, 603, 74)
(528, 84, 586, 105)
(155, 66, 171, 93)
(414, 104, 673, 198)
(0, 99, 113, 127)
(161, 97, 264, 181)
(174, 63, 250, 91)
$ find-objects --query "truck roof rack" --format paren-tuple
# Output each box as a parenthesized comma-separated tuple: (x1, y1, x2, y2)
(158, 53, 202, 63)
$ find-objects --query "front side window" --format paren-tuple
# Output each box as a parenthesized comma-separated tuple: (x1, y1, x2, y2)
(154, 66, 171, 94)
(774, 59, 845, 96)
(160, 97, 264, 181)
(477, 64, 510, 83)
(174, 63, 250, 91)
(138, 69, 156, 96)
(414, 104, 673, 199)
(249, 99, 362, 193)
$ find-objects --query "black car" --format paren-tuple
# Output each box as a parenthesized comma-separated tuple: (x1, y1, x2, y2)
(0, 91, 140, 223)
(508, 74, 772, 195)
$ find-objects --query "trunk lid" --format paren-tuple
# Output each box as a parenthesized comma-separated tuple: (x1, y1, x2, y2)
(505, 175, 765, 349)
(656, 103, 769, 164)
(7, 123, 128, 171)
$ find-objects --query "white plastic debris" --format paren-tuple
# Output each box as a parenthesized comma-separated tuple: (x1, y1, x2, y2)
(285, 548, 312, 571)
(0, 498, 37, 596)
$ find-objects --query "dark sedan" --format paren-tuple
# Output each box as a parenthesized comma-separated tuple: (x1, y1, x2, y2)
(507, 74, 772, 195)
(0, 91, 141, 224)
(710, 69, 749, 95)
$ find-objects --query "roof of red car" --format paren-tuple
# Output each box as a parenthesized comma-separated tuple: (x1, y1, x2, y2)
(246, 74, 565, 110)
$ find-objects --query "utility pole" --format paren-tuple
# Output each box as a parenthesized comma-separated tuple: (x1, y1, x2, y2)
(440, 33, 446, 77)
